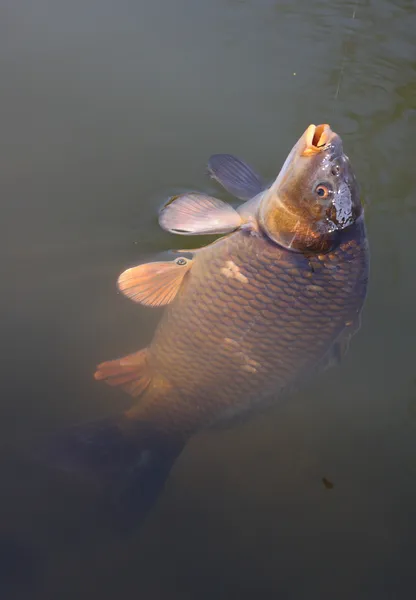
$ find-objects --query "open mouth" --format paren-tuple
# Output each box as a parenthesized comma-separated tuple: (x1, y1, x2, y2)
(302, 124, 333, 156)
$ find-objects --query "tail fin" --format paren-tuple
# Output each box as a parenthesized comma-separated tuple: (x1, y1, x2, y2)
(42, 414, 184, 529)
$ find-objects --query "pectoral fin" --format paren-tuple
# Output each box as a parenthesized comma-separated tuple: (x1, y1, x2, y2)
(117, 257, 192, 307)
(159, 193, 242, 235)
(207, 154, 265, 200)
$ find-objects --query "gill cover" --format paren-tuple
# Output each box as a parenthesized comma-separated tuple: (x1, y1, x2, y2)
(259, 124, 362, 253)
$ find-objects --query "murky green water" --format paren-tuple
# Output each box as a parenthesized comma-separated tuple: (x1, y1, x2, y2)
(1, 0, 415, 598)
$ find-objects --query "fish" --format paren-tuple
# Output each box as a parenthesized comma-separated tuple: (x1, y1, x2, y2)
(52, 124, 369, 524)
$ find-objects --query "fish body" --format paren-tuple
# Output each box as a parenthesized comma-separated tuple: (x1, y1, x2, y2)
(136, 220, 368, 435)
(51, 124, 369, 523)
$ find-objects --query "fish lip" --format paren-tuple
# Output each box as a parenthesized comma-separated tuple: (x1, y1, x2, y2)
(301, 124, 338, 157)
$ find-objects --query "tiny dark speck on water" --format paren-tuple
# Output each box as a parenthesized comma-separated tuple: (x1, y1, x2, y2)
(322, 477, 334, 490)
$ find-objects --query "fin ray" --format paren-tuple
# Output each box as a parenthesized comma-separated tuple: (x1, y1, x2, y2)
(94, 349, 151, 397)
(159, 193, 241, 236)
(207, 154, 265, 200)
(117, 258, 192, 306)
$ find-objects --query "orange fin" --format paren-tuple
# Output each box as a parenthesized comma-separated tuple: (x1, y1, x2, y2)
(159, 192, 242, 235)
(94, 349, 151, 397)
(117, 257, 192, 306)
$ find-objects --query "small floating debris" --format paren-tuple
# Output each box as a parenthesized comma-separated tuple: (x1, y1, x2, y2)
(322, 477, 334, 490)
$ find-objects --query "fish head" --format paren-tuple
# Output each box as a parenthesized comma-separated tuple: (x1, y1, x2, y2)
(258, 124, 362, 252)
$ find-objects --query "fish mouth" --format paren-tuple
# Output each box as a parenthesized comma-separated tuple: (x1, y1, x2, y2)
(301, 124, 337, 156)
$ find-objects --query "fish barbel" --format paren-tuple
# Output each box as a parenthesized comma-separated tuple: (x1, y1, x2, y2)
(56, 124, 369, 522)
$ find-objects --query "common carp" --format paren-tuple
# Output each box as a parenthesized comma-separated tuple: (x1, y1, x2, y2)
(56, 124, 369, 521)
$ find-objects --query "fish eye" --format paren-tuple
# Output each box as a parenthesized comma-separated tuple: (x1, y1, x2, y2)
(315, 183, 332, 199)
(175, 257, 188, 266)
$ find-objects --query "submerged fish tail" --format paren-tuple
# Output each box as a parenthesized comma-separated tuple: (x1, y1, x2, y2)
(42, 352, 186, 527)
(43, 412, 185, 527)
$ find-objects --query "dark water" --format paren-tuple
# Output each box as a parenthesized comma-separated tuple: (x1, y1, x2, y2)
(1, 0, 416, 598)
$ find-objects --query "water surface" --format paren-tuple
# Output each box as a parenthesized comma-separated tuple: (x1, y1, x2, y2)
(1, 0, 416, 598)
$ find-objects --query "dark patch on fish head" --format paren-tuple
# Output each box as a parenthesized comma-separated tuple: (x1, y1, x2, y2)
(259, 124, 362, 253)
(311, 132, 362, 231)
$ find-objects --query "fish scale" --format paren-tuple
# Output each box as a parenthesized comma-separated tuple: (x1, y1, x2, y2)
(134, 218, 368, 434)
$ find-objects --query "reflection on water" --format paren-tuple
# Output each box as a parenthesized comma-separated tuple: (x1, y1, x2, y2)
(1, 0, 415, 598)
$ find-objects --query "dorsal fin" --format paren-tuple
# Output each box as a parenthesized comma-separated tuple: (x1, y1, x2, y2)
(159, 193, 241, 236)
(117, 257, 192, 307)
(207, 154, 265, 200)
